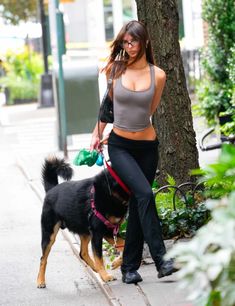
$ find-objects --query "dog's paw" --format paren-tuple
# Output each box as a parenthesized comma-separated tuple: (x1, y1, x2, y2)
(99, 271, 116, 282)
(103, 274, 116, 282)
(111, 257, 122, 270)
(37, 282, 46, 289)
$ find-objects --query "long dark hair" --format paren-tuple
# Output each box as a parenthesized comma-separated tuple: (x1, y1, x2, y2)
(103, 20, 155, 78)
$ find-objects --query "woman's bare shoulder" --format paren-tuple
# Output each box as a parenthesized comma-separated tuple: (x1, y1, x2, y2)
(152, 65, 166, 88)
(153, 65, 166, 80)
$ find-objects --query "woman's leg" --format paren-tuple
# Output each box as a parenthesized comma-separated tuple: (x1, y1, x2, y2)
(108, 143, 166, 272)
(122, 196, 144, 273)
(134, 145, 166, 270)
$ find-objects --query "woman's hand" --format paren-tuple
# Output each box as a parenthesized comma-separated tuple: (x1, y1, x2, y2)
(90, 121, 108, 151)
(90, 134, 100, 151)
(100, 133, 110, 145)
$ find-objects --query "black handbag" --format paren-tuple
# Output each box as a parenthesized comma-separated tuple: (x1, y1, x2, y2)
(99, 68, 115, 124)
(99, 79, 114, 123)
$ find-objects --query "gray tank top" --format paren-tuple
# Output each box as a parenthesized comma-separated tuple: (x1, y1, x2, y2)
(113, 64, 155, 132)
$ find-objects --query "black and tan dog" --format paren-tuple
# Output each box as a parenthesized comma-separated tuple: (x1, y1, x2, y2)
(37, 157, 129, 288)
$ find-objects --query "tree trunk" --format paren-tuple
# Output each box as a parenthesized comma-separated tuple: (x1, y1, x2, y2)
(136, 0, 199, 185)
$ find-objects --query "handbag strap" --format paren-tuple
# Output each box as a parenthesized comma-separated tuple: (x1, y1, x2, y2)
(98, 65, 115, 141)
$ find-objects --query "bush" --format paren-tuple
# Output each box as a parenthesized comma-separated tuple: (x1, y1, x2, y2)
(196, 79, 233, 124)
(168, 192, 235, 306)
(154, 175, 209, 240)
(192, 144, 235, 198)
(118, 175, 209, 241)
(196, 0, 235, 125)
(0, 47, 43, 104)
(219, 47, 235, 136)
(167, 144, 235, 306)
(0, 74, 39, 102)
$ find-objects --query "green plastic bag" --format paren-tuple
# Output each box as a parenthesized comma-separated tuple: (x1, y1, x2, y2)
(73, 149, 98, 167)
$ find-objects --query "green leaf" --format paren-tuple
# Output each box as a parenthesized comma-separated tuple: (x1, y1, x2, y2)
(166, 174, 176, 186)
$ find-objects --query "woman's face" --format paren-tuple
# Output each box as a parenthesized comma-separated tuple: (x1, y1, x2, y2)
(122, 33, 141, 60)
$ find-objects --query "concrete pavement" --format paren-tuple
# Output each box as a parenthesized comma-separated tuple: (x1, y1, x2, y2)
(0, 105, 110, 306)
(0, 102, 219, 306)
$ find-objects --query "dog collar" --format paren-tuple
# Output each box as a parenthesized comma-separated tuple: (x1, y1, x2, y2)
(90, 186, 120, 236)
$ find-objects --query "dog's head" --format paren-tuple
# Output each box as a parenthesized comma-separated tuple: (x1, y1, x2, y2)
(94, 169, 130, 218)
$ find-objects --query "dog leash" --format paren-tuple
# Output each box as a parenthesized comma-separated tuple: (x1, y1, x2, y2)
(98, 148, 131, 196)
(104, 159, 131, 195)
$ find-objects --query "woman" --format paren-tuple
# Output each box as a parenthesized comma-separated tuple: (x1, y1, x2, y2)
(91, 20, 177, 284)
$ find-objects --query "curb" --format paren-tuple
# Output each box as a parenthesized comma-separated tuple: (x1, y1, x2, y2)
(62, 230, 122, 306)
(16, 155, 34, 182)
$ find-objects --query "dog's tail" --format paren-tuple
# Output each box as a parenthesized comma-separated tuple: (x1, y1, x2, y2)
(42, 156, 73, 193)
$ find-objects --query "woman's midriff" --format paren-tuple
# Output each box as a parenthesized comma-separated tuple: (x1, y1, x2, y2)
(113, 124, 157, 141)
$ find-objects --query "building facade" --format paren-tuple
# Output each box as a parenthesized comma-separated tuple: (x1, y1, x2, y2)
(61, 0, 204, 51)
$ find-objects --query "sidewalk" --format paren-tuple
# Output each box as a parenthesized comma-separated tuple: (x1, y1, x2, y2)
(0, 102, 219, 306)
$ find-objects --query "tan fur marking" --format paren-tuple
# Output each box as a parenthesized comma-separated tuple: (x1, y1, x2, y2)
(93, 254, 116, 282)
(107, 216, 122, 224)
(79, 234, 96, 271)
(37, 222, 61, 288)
(111, 256, 123, 270)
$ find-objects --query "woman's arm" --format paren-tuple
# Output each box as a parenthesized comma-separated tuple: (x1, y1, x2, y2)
(150, 67, 166, 115)
(90, 121, 107, 150)
(90, 70, 113, 150)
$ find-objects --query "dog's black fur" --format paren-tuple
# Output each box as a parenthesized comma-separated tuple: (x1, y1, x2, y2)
(37, 157, 129, 288)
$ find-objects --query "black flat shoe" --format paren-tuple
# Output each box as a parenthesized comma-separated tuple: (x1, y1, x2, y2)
(122, 271, 143, 284)
(158, 259, 178, 278)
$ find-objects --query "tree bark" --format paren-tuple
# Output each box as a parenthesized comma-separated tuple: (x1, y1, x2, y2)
(136, 0, 199, 185)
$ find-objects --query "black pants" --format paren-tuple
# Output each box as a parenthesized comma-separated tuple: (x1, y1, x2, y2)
(108, 130, 166, 273)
